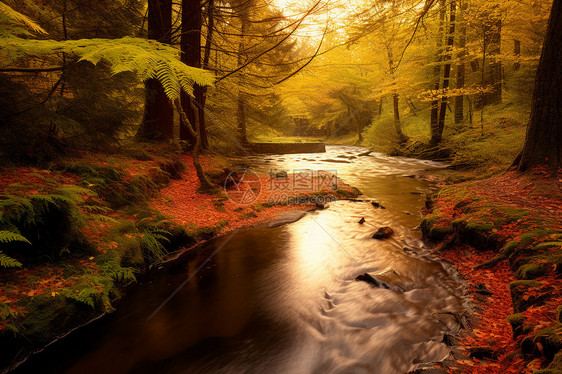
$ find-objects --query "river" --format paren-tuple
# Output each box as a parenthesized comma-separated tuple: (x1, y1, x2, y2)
(16, 146, 468, 374)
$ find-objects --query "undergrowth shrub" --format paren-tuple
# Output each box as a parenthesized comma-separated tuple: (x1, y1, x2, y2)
(0, 186, 91, 264)
(65, 163, 159, 208)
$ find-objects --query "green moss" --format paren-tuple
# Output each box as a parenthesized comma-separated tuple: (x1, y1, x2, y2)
(112, 236, 143, 268)
(335, 189, 358, 199)
(251, 203, 265, 212)
(465, 222, 494, 232)
(510, 280, 542, 289)
(517, 263, 546, 280)
(16, 295, 97, 345)
(213, 200, 226, 212)
(496, 206, 531, 221)
(535, 242, 562, 251)
(429, 226, 454, 240)
(521, 229, 550, 246)
(534, 325, 562, 359)
(507, 313, 525, 326)
(188, 220, 229, 241)
(451, 218, 466, 226)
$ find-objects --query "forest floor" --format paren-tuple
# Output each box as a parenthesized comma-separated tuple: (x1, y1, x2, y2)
(421, 166, 562, 374)
(0, 144, 359, 371)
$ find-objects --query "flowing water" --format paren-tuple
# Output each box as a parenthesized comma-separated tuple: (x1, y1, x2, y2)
(17, 146, 468, 374)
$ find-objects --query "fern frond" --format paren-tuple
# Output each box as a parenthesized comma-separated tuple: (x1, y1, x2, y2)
(0, 36, 215, 101)
(54, 185, 95, 203)
(0, 230, 31, 245)
(139, 231, 167, 263)
(89, 214, 120, 225)
(99, 260, 136, 283)
(0, 251, 22, 268)
(61, 287, 97, 308)
(0, 1, 46, 34)
(82, 205, 112, 213)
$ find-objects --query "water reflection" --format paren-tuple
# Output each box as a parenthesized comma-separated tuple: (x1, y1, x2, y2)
(15, 146, 466, 374)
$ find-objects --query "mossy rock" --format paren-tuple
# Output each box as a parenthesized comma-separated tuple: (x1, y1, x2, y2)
(535, 242, 562, 251)
(517, 263, 546, 280)
(477, 240, 520, 269)
(521, 229, 550, 247)
(534, 325, 562, 361)
(420, 216, 437, 239)
(510, 280, 544, 313)
(428, 226, 454, 241)
(458, 220, 502, 251)
(507, 313, 525, 337)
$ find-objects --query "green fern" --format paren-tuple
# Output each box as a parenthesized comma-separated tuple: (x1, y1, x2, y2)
(1, 36, 215, 100)
(0, 1, 46, 35)
(0, 230, 31, 245)
(0, 251, 22, 268)
(61, 287, 98, 308)
(99, 260, 136, 283)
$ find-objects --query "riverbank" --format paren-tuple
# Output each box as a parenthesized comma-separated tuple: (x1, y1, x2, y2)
(421, 166, 562, 374)
(0, 144, 360, 372)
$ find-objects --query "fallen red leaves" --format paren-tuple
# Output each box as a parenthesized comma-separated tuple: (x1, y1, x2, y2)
(429, 167, 562, 373)
(438, 244, 527, 373)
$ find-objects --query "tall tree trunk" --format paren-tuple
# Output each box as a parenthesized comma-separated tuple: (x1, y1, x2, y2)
(517, 0, 562, 171)
(137, 0, 174, 141)
(430, 0, 446, 144)
(387, 46, 407, 142)
(236, 7, 250, 145)
(392, 93, 405, 141)
(199, 0, 215, 148)
(478, 5, 502, 108)
(180, 0, 203, 148)
(176, 100, 216, 192)
(514, 39, 521, 71)
(454, 0, 467, 124)
(435, 0, 457, 144)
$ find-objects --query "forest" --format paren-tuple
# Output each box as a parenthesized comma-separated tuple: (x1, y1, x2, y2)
(0, 0, 561, 373)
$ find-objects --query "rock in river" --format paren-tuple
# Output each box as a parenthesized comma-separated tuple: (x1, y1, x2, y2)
(268, 210, 307, 228)
(355, 273, 391, 289)
(372, 227, 394, 239)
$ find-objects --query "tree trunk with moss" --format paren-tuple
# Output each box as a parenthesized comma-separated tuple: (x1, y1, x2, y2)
(180, 0, 203, 148)
(236, 3, 250, 145)
(435, 0, 456, 144)
(517, 0, 562, 171)
(137, 0, 174, 141)
(454, 0, 467, 124)
(176, 100, 216, 193)
(387, 46, 407, 143)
